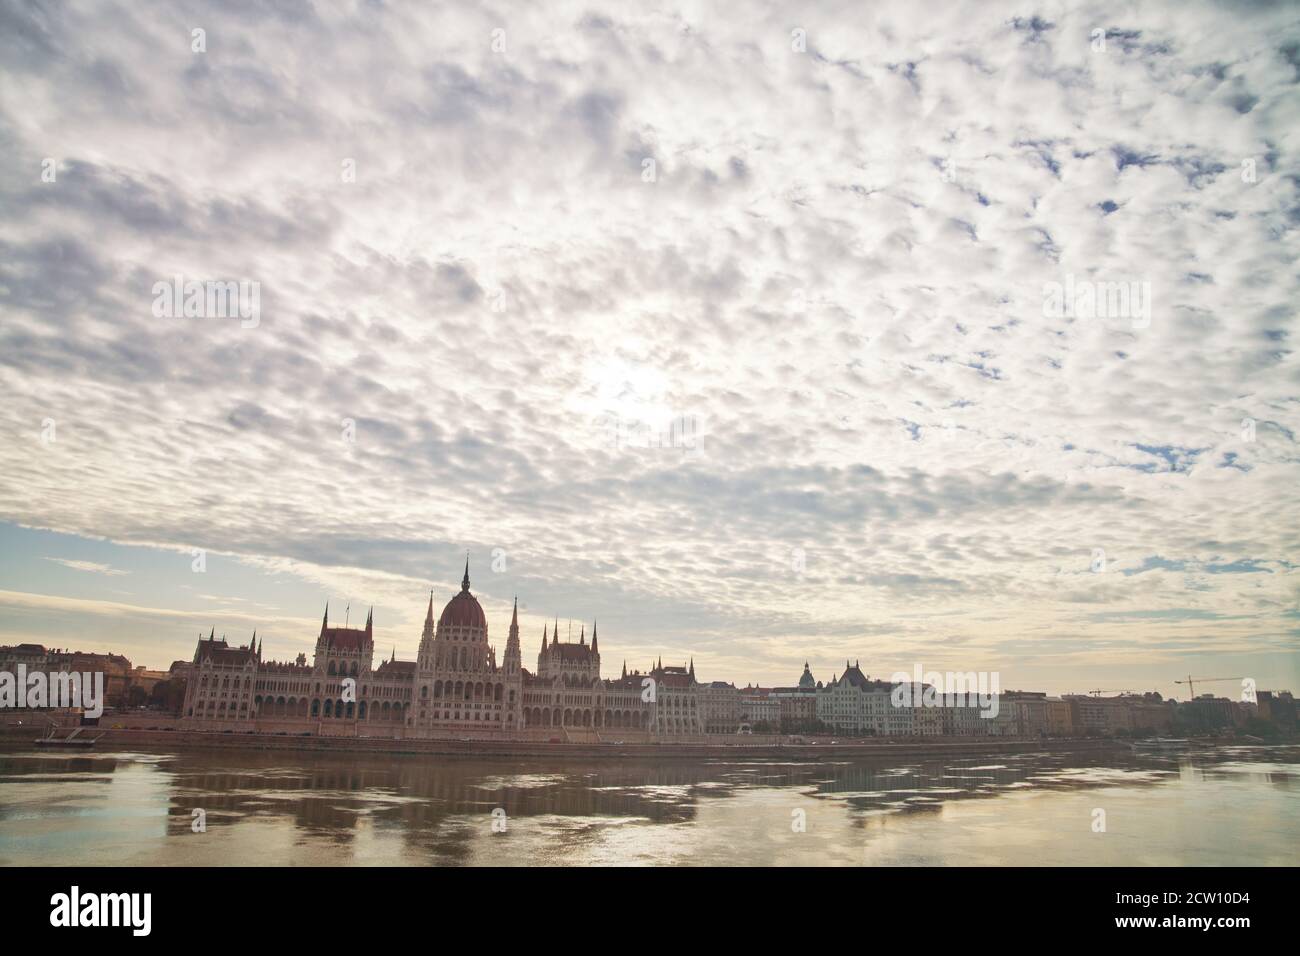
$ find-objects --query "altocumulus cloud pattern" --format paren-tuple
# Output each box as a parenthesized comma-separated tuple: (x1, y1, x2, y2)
(0, 0, 1296, 690)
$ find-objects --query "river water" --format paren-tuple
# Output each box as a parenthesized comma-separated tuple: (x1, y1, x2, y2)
(0, 744, 1295, 866)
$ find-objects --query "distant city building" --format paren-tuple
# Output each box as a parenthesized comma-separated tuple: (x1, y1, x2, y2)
(816, 663, 897, 735)
(1125, 693, 1175, 733)
(1256, 691, 1296, 733)
(739, 686, 778, 730)
(1064, 692, 1176, 736)
(939, 695, 986, 737)
(772, 662, 820, 733)
(0, 643, 136, 708)
(129, 667, 170, 695)
(1045, 697, 1074, 736)
(1183, 694, 1252, 731)
(699, 681, 741, 734)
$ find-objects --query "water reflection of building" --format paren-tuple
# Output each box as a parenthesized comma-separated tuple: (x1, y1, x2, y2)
(181, 562, 703, 737)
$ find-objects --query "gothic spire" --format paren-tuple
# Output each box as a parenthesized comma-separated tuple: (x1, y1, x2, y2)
(504, 597, 521, 672)
(461, 554, 471, 592)
(591, 621, 598, 655)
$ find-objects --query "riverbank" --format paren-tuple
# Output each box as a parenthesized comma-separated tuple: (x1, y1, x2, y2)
(0, 724, 1155, 761)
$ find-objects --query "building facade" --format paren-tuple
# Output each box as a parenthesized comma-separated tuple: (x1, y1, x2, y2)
(0, 643, 137, 709)
(772, 663, 821, 732)
(699, 680, 741, 734)
(412, 564, 522, 732)
(180, 562, 704, 737)
(739, 686, 778, 730)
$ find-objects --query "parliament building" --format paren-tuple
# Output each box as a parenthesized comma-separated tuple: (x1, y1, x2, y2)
(181, 561, 702, 737)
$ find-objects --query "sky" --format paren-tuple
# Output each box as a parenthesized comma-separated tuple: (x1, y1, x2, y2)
(0, 0, 1296, 698)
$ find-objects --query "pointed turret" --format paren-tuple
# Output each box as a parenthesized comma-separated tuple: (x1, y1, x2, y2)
(689, 657, 695, 680)
(579, 625, 585, 646)
(421, 590, 435, 641)
(504, 596, 521, 675)
(591, 621, 598, 655)
(365, 606, 373, 635)
(461, 554, 471, 592)
(621, 660, 627, 678)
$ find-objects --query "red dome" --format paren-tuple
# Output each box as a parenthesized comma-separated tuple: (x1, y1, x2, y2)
(439, 590, 486, 629)
(438, 559, 486, 630)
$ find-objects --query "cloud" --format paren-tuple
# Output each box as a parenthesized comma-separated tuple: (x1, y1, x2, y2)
(42, 558, 130, 576)
(0, 0, 1296, 691)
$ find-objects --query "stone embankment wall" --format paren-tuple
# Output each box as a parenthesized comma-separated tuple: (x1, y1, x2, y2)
(0, 720, 1131, 762)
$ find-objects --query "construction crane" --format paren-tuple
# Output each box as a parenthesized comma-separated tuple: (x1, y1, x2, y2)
(1173, 676, 1244, 700)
